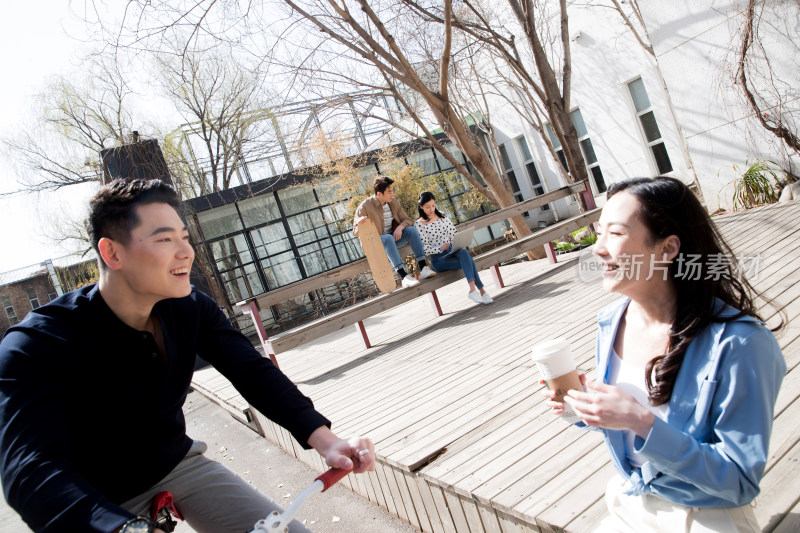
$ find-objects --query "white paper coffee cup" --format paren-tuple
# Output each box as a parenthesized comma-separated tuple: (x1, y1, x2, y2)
(532, 337, 582, 423)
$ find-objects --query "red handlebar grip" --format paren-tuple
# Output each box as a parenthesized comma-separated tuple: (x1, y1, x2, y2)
(315, 468, 351, 492)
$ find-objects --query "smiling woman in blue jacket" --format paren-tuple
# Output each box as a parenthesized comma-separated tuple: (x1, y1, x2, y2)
(547, 177, 786, 532)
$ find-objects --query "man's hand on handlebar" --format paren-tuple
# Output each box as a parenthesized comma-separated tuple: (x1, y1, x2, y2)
(307, 426, 375, 473)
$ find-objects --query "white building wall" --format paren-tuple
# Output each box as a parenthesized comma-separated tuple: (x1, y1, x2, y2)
(639, 0, 800, 211)
(477, 1, 798, 215)
(483, 2, 696, 219)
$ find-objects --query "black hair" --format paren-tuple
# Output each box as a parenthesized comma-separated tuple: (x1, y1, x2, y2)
(86, 179, 182, 265)
(607, 176, 773, 405)
(417, 191, 445, 220)
(373, 176, 394, 195)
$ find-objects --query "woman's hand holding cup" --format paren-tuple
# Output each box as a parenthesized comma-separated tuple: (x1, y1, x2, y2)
(541, 373, 586, 415)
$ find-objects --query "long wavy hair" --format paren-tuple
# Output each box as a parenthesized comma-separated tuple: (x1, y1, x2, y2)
(608, 177, 777, 405)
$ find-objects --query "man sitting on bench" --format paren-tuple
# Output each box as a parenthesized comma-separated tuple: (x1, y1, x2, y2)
(353, 176, 436, 288)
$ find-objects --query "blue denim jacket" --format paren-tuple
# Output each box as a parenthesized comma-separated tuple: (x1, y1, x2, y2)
(594, 298, 786, 507)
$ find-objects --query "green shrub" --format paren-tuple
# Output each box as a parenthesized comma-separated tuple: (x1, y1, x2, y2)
(730, 159, 781, 210)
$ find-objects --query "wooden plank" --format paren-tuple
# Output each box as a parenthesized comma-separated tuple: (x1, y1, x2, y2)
(392, 467, 422, 530)
(403, 470, 435, 533)
(476, 502, 504, 533)
(461, 497, 488, 533)
(429, 484, 459, 533)
(444, 490, 472, 533)
(771, 503, 800, 533)
(373, 462, 401, 520)
(533, 462, 613, 531)
(755, 439, 800, 531)
(268, 209, 601, 354)
(561, 497, 608, 533)
(416, 477, 447, 533)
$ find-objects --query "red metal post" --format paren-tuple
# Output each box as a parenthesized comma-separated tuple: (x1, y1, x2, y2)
(581, 182, 597, 210)
(545, 241, 558, 264)
(355, 320, 371, 349)
(240, 300, 279, 368)
(490, 264, 505, 289)
(427, 290, 443, 317)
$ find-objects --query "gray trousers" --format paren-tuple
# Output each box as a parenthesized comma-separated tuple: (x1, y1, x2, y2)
(121, 441, 313, 533)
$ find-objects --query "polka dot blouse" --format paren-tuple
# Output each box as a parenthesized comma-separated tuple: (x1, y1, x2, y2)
(415, 216, 457, 255)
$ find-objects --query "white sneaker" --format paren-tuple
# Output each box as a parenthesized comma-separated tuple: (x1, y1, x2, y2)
(419, 266, 436, 279)
(402, 275, 421, 288)
(468, 291, 482, 303)
(481, 292, 493, 304)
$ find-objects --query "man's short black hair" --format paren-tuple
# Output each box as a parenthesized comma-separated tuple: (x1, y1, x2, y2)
(86, 179, 181, 257)
(373, 176, 394, 195)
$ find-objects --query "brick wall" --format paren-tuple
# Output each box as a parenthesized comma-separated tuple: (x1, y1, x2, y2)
(0, 275, 56, 337)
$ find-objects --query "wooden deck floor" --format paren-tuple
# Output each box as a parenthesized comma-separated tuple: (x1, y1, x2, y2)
(192, 200, 800, 533)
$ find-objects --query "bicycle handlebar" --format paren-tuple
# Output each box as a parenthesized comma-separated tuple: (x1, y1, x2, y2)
(251, 467, 353, 532)
(315, 467, 350, 491)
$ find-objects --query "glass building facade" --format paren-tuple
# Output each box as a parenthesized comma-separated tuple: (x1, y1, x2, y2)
(186, 141, 511, 337)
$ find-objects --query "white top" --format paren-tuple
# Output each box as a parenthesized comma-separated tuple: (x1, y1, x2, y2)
(382, 204, 393, 235)
(607, 350, 668, 468)
(415, 217, 457, 255)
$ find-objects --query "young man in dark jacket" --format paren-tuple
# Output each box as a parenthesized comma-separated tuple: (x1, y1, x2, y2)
(0, 179, 374, 533)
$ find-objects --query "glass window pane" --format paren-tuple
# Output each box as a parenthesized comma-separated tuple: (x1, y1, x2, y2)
(545, 123, 561, 149)
(357, 165, 379, 194)
(506, 170, 520, 194)
(220, 264, 265, 302)
(464, 162, 485, 186)
(210, 235, 252, 268)
(591, 166, 607, 193)
(525, 162, 542, 186)
(452, 193, 483, 223)
(652, 143, 674, 174)
(580, 138, 598, 165)
(321, 203, 351, 236)
(628, 78, 651, 112)
(499, 144, 513, 170)
(405, 148, 439, 175)
(250, 223, 292, 257)
(488, 221, 509, 241)
(238, 194, 281, 227)
(639, 111, 662, 143)
(313, 175, 345, 205)
(279, 183, 318, 215)
(197, 204, 243, 240)
(515, 136, 532, 161)
(473, 227, 492, 245)
(261, 251, 303, 288)
(557, 150, 569, 172)
(436, 143, 455, 170)
(447, 143, 466, 166)
(333, 233, 364, 263)
(288, 211, 328, 246)
(570, 109, 588, 138)
(298, 241, 339, 276)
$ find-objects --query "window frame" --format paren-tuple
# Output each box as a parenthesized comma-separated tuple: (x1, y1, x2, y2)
(26, 288, 40, 310)
(626, 76, 674, 176)
(2, 295, 18, 325)
(514, 135, 550, 212)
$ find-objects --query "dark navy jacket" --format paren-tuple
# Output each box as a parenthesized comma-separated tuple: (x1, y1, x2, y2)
(0, 285, 330, 532)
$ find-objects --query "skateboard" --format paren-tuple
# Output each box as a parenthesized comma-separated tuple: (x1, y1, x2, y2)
(357, 218, 397, 294)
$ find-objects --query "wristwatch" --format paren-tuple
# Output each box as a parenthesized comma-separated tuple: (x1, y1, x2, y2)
(120, 516, 157, 533)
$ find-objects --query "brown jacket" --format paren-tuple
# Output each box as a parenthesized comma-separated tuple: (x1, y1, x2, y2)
(353, 196, 413, 237)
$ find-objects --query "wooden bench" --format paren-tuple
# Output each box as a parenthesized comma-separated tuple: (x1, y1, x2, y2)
(238, 181, 600, 366)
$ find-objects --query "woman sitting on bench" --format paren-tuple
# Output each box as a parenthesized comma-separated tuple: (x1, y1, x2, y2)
(415, 191, 492, 305)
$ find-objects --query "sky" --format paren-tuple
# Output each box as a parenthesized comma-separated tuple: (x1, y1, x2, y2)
(0, 2, 100, 272)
